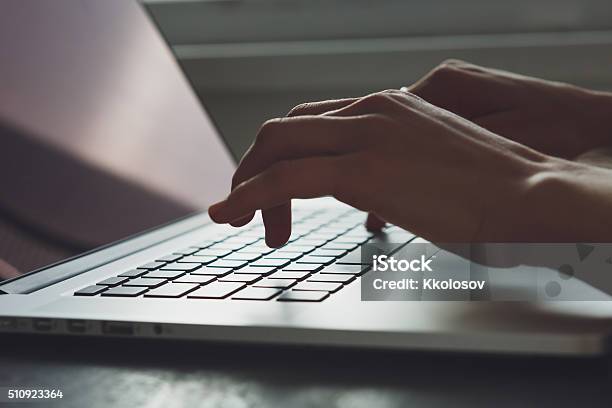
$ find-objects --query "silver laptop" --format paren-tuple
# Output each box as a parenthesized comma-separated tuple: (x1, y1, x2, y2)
(1, 0, 612, 356)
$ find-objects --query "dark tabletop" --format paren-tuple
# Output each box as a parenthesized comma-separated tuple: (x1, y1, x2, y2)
(0, 334, 610, 408)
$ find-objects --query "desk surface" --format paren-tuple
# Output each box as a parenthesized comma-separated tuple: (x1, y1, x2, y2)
(0, 334, 610, 408)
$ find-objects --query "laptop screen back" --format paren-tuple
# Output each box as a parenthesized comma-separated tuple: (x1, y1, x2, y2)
(0, 0, 236, 277)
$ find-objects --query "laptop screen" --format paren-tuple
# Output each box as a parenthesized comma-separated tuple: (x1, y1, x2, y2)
(0, 0, 236, 278)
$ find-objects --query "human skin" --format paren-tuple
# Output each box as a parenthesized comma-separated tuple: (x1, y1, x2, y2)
(208, 61, 612, 246)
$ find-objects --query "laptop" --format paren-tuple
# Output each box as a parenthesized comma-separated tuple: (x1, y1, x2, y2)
(1, 0, 612, 356)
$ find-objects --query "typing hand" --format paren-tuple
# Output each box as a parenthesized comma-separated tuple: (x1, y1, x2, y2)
(275, 60, 612, 232)
(401, 60, 612, 160)
(208, 89, 566, 246)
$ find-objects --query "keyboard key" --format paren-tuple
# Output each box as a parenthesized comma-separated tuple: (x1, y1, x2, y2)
(74, 285, 107, 296)
(232, 287, 281, 300)
(253, 278, 297, 289)
(335, 250, 371, 265)
(266, 251, 302, 260)
(269, 271, 310, 280)
(223, 236, 260, 245)
(141, 270, 185, 280)
(118, 269, 146, 278)
(277, 290, 329, 302)
(174, 274, 216, 285)
(320, 242, 357, 251)
(195, 248, 232, 257)
(173, 247, 200, 255)
(277, 244, 314, 253)
(239, 244, 275, 255)
(318, 225, 351, 233)
(298, 237, 330, 245)
(192, 240, 216, 249)
(156, 254, 182, 263)
(224, 252, 261, 261)
(282, 263, 322, 272)
(320, 263, 369, 275)
(97, 276, 129, 286)
(294, 281, 343, 292)
(207, 259, 248, 269)
(234, 266, 276, 275)
(207, 242, 246, 251)
(144, 283, 199, 298)
(250, 258, 290, 268)
(218, 273, 261, 283)
(101, 286, 148, 297)
(236, 230, 265, 238)
(179, 255, 217, 264)
(191, 267, 233, 276)
(343, 228, 373, 238)
(382, 228, 416, 243)
(188, 282, 246, 299)
(160, 262, 202, 272)
(335, 236, 369, 244)
(137, 261, 165, 270)
(308, 273, 355, 284)
(297, 255, 335, 265)
(309, 248, 346, 257)
(124, 278, 166, 288)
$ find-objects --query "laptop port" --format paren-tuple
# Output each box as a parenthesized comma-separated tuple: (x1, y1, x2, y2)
(66, 319, 87, 334)
(102, 321, 134, 336)
(33, 318, 53, 332)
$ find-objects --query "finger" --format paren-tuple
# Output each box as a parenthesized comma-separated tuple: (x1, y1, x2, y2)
(232, 115, 371, 191)
(262, 203, 292, 247)
(287, 98, 358, 116)
(209, 156, 349, 225)
(365, 212, 386, 232)
(323, 90, 419, 118)
(406, 61, 517, 119)
(230, 116, 371, 230)
(229, 213, 255, 227)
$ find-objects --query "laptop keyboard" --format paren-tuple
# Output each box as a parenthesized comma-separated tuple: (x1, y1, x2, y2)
(74, 208, 415, 302)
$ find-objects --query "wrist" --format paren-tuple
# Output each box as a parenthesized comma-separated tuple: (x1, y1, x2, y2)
(512, 158, 612, 242)
(582, 89, 612, 148)
(476, 157, 587, 242)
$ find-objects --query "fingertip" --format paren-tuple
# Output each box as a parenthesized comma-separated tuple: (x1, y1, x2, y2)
(262, 203, 292, 248)
(265, 229, 290, 248)
(208, 201, 226, 223)
(365, 212, 386, 232)
(229, 213, 255, 227)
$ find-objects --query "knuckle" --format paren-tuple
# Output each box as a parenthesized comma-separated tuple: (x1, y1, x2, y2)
(256, 118, 283, 145)
(380, 88, 403, 97)
(440, 58, 467, 68)
(358, 92, 396, 110)
(287, 103, 310, 116)
(428, 60, 467, 82)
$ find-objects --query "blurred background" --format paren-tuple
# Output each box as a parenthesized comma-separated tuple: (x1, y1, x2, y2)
(3, 0, 612, 275)
(146, 0, 612, 159)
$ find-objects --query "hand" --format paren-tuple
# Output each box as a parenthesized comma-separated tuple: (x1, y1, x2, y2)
(403, 60, 612, 159)
(208, 89, 562, 246)
(282, 60, 612, 231)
